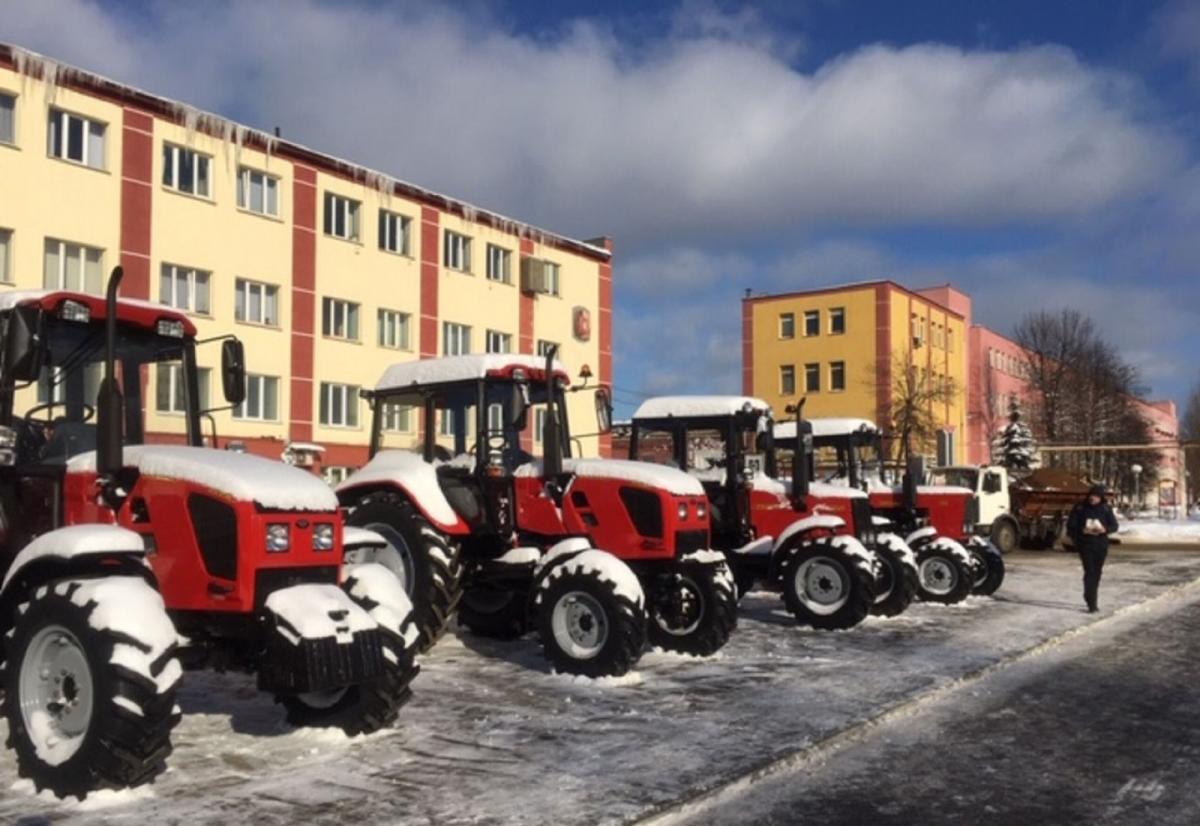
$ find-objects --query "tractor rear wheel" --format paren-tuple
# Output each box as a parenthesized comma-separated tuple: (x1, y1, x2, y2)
(781, 538, 875, 630)
(967, 539, 1006, 597)
(915, 541, 973, 604)
(870, 540, 919, 618)
(458, 587, 529, 640)
(646, 555, 737, 657)
(348, 494, 462, 652)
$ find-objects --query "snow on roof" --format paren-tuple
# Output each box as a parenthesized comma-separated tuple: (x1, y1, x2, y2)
(376, 354, 569, 391)
(775, 418, 878, 440)
(69, 446, 339, 512)
(633, 396, 772, 420)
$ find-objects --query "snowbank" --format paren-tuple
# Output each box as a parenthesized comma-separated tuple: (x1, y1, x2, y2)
(1118, 518, 1200, 544)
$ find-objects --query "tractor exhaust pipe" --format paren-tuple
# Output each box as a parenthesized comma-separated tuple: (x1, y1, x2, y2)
(542, 345, 562, 478)
(785, 398, 810, 504)
(96, 266, 125, 480)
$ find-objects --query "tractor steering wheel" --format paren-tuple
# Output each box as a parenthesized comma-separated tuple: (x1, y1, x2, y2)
(24, 401, 96, 426)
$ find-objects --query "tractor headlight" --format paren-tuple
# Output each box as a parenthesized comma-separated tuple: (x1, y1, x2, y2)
(266, 523, 290, 553)
(696, 501, 707, 520)
(156, 318, 186, 338)
(59, 299, 91, 323)
(313, 523, 335, 551)
(678, 502, 689, 520)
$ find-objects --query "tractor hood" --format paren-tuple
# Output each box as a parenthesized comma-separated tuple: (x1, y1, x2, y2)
(517, 458, 705, 496)
(68, 445, 339, 512)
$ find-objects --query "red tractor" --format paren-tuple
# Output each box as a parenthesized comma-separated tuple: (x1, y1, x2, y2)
(777, 418, 1004, 602)
(628, 396, 920, 629)
(0, 270, 418, 798)
(336, 350, 736, 676)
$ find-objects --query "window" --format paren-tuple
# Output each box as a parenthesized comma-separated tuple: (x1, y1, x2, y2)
(155, 363, 211, 413)
(486, 244, 512, 283)
(830, 361, 846, 392)
(544, 261, 561, 296)
(0, 229, 11, 284)
(44, 238, 103, 294)
(804, 310, 820, 337)
(947, 329, 954, 352)
(779, 313, 795, 339)
(378, 210, 411, 255)
(486, 330, 512, 354)
(830, 307, 845, 335)
(535, 408, 547, 443)
(160, 264, 211, 315)
(382, 402, 413, 433)
(537, 339, 559, 358)
(780, 365, 796, 396)
(324, 192, 361, 240)
(323, 466, 353, 485)
(322, 297, 360, 341)
(443, 322, 471, 355)
(48, 108, 105, 169)
(377, 309, 411, 350)
(233, 374, 279, 421)
(162, 143, 211, 197)
(320, 382, 360, 427)
(237, 167, 279, 216)
(234, 278, 279, 326)
(805, 363, 820, 392)
(0, 92, 14, 145)
(443, 230, 471, 272)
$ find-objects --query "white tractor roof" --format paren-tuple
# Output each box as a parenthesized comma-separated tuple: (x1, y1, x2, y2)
(775, 418, 879, 440)
(633, 395, 772, 420)
(376, 354, 568, 392)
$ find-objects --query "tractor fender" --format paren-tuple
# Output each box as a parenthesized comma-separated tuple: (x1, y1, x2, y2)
(873, 532, 918, 573)
(905, 526, 939, 549)
(533, 537, 593, 579)
(0, 525, 151, 641)
(772, 515, 846, 555)
(336, 450, 470, 535)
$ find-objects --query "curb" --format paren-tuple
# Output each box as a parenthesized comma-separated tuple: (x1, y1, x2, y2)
(630, 573, 1200, 826)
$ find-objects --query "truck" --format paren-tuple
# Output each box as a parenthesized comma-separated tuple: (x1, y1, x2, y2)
(0, 270, 418, 798)
(928, 465, 1091, 552)
(336, 350, 736, 676)
(627, 396, 919, 628)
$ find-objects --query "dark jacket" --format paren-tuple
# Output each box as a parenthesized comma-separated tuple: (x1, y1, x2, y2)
(1068, 498, 1119, 553)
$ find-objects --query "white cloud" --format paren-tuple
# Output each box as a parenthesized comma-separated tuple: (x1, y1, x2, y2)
(1154, 0, 1200, 85)
(0, 0, 1184, 247)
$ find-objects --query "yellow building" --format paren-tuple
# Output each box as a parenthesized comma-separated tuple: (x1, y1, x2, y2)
(743, 281, 969, 463)
(0, 44, 614, 477)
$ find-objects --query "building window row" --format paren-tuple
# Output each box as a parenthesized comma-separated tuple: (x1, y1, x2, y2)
(989, 348, 1028, 379)
(779, 307, 845, 339)
(911, 313, 955, 351)
(780, 361, 846, 394)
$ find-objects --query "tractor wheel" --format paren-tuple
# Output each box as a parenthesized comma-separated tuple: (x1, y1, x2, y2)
(279, 565, 419, 735)
(990, 520, 1018, 554)
(967, 539, 1006, 597)
(535, 553, 646, 678)
(915, 541, 974, 604)
(781, 537, 875, 630)
(646, 555, 737, 657)
(870, 540, 919, 618)
(458, 587, 529, 640)
(348, 494, 462, 652)
(2, 578, 181, 799)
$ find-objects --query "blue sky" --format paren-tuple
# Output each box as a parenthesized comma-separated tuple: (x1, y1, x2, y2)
(4, 0, 1199, 417)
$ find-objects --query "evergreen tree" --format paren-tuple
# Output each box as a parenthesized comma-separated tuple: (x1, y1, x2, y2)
(992, 399, 1040, 470)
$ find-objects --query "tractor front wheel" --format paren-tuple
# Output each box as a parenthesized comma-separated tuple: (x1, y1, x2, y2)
(967, 539, 1006, 597)
(870, 538, 919, 618)
(781, 538, 875, 630)
(646, 554, 737, 657)
(915, 541, 974, 604)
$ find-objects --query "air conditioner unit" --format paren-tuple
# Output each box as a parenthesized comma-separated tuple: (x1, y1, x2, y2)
(521, 257, 550, 294)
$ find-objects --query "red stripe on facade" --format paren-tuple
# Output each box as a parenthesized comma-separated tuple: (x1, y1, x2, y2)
(289, 165, 318, 442)
(874, 284, 891, 432)
(741, 298, 754, 396)
(519, 238, 535, 354)
(597, 238, 614, 458)
(118, 108, 153, 299)
(420, 207, 440, 358)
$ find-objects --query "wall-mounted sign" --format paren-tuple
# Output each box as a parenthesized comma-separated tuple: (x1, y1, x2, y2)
(573, 306, 591, 342)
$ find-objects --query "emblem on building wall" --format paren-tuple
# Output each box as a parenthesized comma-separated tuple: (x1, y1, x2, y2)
(573, 306, 591, 342)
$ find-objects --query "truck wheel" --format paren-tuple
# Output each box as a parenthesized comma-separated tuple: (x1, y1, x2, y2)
(458, 587, 529, 640)
(915, 541, 973, 604)
(279, 566, 420, 735)
(781, 538, 875, 630)
(535, 553, 646, 678)
(646, 556, 737, 657)
(348, 494, 462, 652)
(2, 578, 181, 799)
(967, 540, 1006, 597)
(990, 520, 1018, 554)
(870, 541, 918, 618)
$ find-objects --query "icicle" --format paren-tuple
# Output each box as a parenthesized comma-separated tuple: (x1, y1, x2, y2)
(233, 125, 246, 171)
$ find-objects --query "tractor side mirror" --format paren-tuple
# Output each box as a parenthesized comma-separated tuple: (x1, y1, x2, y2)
(4, 305, 46, 383)
(510, 383, 529, 432)
(221, 339, 247, 406)
(594, 386, 613, 434)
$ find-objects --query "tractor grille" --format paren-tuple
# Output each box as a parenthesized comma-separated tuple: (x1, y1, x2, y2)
(675, 530, 709, 556)
(189, 494, 238, 580)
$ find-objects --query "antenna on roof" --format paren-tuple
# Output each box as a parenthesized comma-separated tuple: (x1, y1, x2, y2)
(273, 126, 281, 137)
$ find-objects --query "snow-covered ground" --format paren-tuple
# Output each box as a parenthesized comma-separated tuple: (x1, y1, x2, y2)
(1118, 515, 1200, 544)
(3, 549, 1200, 825)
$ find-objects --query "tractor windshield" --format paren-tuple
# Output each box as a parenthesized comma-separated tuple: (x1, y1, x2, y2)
(5, 315, 201, 463)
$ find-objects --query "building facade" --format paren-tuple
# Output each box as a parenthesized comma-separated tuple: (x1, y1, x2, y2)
(0, 45, 613, 478)
(743, 281, 969, 463)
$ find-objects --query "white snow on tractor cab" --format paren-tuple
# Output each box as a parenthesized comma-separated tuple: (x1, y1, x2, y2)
(68, 446, 339, 512)
(375, 353, 568, 391)
(632, 395, 772, 419)
(515, 458, 705, 497)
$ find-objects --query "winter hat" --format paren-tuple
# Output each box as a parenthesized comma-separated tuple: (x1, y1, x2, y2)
(1088, 484, 1106, 497)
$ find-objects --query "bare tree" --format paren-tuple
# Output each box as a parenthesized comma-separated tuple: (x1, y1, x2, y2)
(1182, 381, 1200, 498)
(881, 349, 958, 465)
(1013, 309, 1095, 447)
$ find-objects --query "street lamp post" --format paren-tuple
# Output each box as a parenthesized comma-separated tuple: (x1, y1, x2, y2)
(1131, 463, 1143, 513)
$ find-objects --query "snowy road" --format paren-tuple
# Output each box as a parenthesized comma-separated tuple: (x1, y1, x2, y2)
(3, 549, 1200, 825)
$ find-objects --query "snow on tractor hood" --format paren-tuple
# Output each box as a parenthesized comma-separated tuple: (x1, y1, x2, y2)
(69, 446, 339, 512)
(516, 458, 705, 496)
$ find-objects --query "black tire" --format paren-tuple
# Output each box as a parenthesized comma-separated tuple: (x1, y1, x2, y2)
(990, 520, 1018, 554)
(915, 542, 974, 604)
(780, 538, 875, 630)
(2, 578, 181, 799)
(535, 564, 646, 677)
(458, 586, 529, 640)
(968, 540, 1006, 597)
(348, 494, 462, 652)
(278, 567, 420, 735)
(870, 542, 918, 618)
(646, 558, 737, 656)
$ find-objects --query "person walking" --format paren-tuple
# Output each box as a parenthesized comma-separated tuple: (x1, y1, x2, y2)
(1067, 484, 1119, 613)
